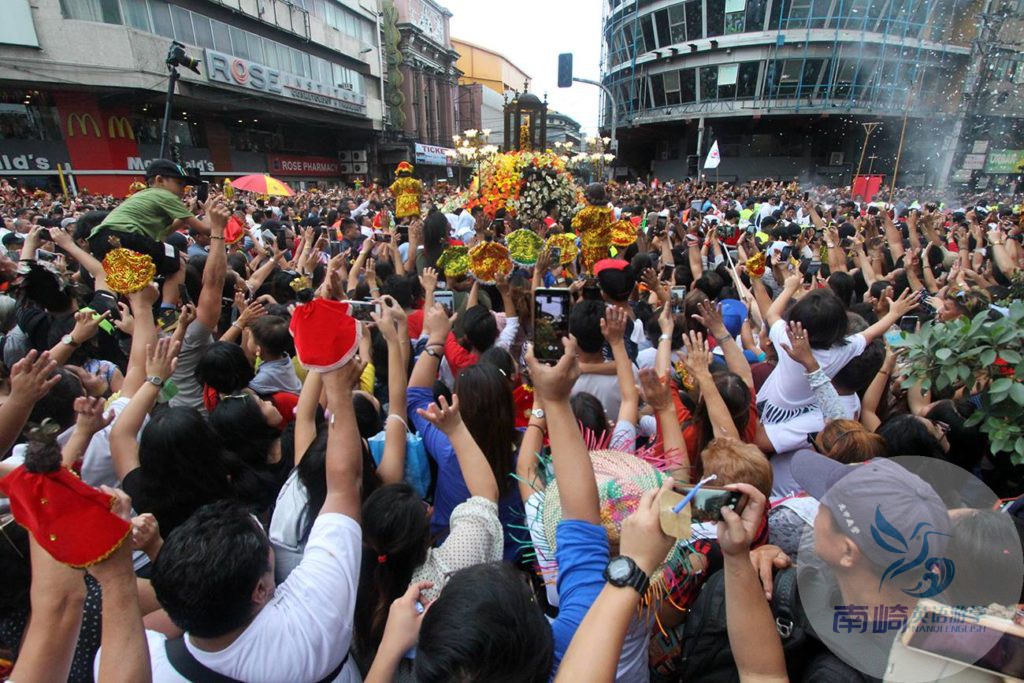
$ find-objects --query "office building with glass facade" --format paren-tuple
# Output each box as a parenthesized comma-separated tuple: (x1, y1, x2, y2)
(600, 0, 991, 185)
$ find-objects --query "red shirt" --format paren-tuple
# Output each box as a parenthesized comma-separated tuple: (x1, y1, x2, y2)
(444, 332, 478, 378)
(406, 309, 424, 339)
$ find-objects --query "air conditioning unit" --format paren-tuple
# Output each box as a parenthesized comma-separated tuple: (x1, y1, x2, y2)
(340, 83, 354, 91)
(339, 151, 352, 162)
(351, 150, 367, 162)
(352, 162, 368, 174)
(340, 163, 353, 173)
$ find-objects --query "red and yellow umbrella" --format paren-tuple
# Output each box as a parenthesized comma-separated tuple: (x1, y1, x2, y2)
(229, 174, 294, 197)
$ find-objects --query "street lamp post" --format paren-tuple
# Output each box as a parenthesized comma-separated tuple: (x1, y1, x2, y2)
(448, 129, 498, 197)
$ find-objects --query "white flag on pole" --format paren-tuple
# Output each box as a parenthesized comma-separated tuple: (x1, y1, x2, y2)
(704, 140, 721, 170)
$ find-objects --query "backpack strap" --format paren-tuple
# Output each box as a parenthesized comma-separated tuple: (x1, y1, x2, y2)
(164, 636, 350, 683)
(770, 568, 800, 640)
(165, 637, 243, 683)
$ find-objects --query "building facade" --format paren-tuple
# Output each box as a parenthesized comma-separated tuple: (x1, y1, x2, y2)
(452, 38, 530, 149)
(1, 0, 385, 195)
(376, 0, 458, 180)
(600, 0, 983, 187)
(547, 111, 582, 147)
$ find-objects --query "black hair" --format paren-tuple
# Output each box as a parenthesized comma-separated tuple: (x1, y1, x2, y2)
(926, 399, 985, 472)
(72, 210, 108, 243)
(868, 280, 892, 301)
(208, 394, 281, 472)
(422, 211, 450, 270)
(461, 305, 498, 353)
(833, 338, 885, 394)
(478, 346, 516, 386)
(786, 289, 848, 349)
(151, 501, 271, 638)
(694, 272, 725, 301)
(596, 264, 635, 303)
(29, 368, 84, 431)
(353, 392, 384, 440)
(827, 271, 855, 308)
(136, 407, 247, 534)
(250, 315, 292, 357)
(416, 562, 553, 683)
(568, 299, 606, 354)
(380, 274, 414, 310)
(570, 392, 611, 444)
(354, 483, 432, 660)
(945, 511, 1024, 606)
(454, 364, 516, 495)
(195, 341, 255, 394)
(877, 414, 947, 461)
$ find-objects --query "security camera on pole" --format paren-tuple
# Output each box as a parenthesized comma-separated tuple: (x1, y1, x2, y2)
(159, 41, 201, 162)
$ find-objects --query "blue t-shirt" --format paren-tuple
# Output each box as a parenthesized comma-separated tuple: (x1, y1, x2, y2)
(407, 386, 525, 561)
(549, 520, 610, 675)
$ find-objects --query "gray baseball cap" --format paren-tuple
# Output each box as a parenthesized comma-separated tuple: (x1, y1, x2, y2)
(792, 452, 950, 568)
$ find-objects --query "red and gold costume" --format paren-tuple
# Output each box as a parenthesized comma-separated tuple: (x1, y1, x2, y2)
(389, 161, 422, 219)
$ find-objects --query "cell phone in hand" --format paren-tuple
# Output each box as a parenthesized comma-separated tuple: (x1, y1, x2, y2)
(532, 288, 572, 364)
(899, 315, 919, 333)
(344, 300, 380, 322)
(671, 483, 748, 523)
(196, 182, 209, 205)
(178, 283, 192, 306)
(434, 289, 454, 315)
(671, 286, 687, 314)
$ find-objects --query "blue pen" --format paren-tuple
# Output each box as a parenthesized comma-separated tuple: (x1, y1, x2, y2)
(672, 474, 718, 515)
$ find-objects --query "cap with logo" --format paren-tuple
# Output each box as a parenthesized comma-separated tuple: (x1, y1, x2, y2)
(792, 453, 950, 568)
(145, 159, 203, 185)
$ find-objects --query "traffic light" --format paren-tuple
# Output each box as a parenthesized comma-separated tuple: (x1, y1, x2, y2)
(557, 53, 573, 88)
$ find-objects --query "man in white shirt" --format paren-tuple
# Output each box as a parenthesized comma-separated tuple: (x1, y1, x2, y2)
(103, 362, 365, 682)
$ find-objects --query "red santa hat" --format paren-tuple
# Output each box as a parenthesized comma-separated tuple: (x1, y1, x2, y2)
(289, 298, 362, 372)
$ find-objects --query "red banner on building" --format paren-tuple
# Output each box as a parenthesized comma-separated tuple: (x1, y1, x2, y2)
(53, 92, 142, 196)
(266, 154, 340, 177)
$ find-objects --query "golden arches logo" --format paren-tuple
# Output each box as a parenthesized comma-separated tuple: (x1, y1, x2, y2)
(107, 116, 135, 139)
(66, 112, 100, 138)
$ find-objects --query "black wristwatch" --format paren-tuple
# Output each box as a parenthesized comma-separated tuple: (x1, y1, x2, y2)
(603, 555, 649, 595)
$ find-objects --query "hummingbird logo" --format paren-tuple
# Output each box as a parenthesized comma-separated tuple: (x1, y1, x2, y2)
(871, 506, 954, 599)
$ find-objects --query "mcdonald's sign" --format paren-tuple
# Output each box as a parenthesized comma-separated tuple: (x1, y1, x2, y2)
(107, 116, 135, 140)
(66, 112, 100, 138)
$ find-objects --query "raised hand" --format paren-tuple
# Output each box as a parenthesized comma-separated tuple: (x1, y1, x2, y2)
(681, 331, 713, 382)
(887, 287, 921, 319)
(419, 266, 438, 294)
(778, 321, 817, 371)
(619, 478, 676, 576)
(72, 396, 115, 437)
(638, 367, 673, 411)
(8, 350, 59, 408)
(69, 309, 109, 347)
(526, 336, 581, 403)
(145, 337, 181, 381)
(692, 299, 727, 339)
(600, 305, 629, 345)
(415, 394, 464, 435)
(717, 483, 768, 557)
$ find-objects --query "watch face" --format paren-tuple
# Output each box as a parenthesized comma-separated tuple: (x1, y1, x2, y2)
(607, 556, 633, 582)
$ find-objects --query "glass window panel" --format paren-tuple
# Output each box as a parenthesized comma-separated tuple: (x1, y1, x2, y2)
(768, 0, 790, 28)
(170, 5, 194, 44)
(737, 61, 760, 96)
(192, 14, 214, 48)
(333, 63, 344, 86)
(700, 65, 719, 100)
(291, 48, 303, 75)
(212, 19, 231, 52)
(663, 70, 680, 91)
(680, 67, 697, 102)
(669, 3, 687, 42)
(230, 26, 249, 59)
(718, 63, 739, 85)
(301, 53, 311, 78)
(248, 32, 265, 63)
(726, 0, 746, 11)
(787, 0, 811, 27)
(655, 9, 671, 47)
(707, 0, 725, 35)
(99, 0, 122, 23)
(123, 0, 150, 30)
(263, 41, 277, 69)
(809, 0, 829, 27)
(650, 74, 666, 106)
(640, 14, 655, 52)
(685, 0, 702, 39)
(149, 0, 173, 37)
(725, 11, 745, 32)
(745, 0, 768, 30)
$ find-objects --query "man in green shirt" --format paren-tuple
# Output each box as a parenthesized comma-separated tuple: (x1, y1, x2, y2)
(88, 159, 215, 275)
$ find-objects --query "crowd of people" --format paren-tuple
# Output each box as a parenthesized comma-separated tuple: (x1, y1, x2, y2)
(0, 165, 1022, 683)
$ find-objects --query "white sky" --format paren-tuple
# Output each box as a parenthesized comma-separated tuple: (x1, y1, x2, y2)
(443, 0, 603, 135)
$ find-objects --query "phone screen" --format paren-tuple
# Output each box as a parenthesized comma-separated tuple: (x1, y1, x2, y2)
(671, 483, 748, 523)
(671, 286, 687, 314)
(434, 290, 454, 315)
(344, 300, 379, 322)
(196, 182, 209, 204)
(533, 288, 571, 364)
(899, 315, 919, 333)
(903, 602, 1024, 679)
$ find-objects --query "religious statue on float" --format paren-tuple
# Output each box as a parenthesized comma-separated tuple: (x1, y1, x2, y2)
(389, 161, 422, 220)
